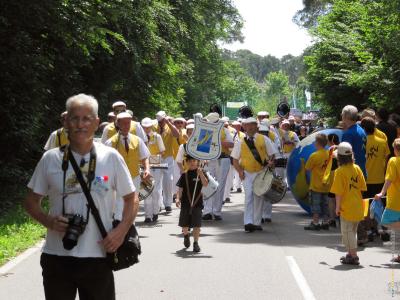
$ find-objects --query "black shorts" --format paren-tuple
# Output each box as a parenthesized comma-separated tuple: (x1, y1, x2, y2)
(40, 253, 115, 300)
(365, 183, 384, 199)
(179, 207, 202, 228)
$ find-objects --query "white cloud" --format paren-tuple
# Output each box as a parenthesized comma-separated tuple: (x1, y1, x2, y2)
(222, 0, 312, 58)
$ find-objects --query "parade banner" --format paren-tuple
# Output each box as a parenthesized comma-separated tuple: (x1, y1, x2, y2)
(186, 115, 224, 160)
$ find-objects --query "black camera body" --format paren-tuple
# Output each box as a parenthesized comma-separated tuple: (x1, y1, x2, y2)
(62, 214, 87, 250)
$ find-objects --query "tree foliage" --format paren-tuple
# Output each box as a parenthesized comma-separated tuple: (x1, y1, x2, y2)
(304, 0, 400, 116)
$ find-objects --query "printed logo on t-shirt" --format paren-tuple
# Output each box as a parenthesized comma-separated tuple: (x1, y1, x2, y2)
(350, 176, 359, 191)
(367, 145, 379, 159)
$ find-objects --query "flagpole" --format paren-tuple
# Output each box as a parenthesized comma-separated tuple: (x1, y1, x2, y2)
(190, 160, 204, 213)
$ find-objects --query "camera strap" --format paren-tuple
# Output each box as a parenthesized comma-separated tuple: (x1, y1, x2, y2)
(60, 145, 96, 226)
(65, 145, 108, 239)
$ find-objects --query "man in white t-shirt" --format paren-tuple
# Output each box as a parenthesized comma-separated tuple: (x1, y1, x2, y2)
(24, 94, 137, 300)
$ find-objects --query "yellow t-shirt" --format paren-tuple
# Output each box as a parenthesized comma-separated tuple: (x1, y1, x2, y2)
(366, 134, 390, 184)
(305, 149, 330, 193)
(385, 157, 400, 211)
(374, 128, 387, 142)
(330, 164, 367, 222)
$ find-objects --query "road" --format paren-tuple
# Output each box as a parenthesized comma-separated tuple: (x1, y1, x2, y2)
(0, 191, 399, 300)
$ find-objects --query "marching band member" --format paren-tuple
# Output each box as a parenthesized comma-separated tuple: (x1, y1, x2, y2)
(141, 117, 166, 223)
(276, 119, 300, 185)
(101, 101, 147, 144)
(155, 111, 180, 213)
(44, 111, 69, 150)
(222, 117, 236, 203)
(105, 112, 150, 220)
(258, 119, 277, 223)
(176, 124, 194, 174)
(172, 117, 188, 197)
(257, 111, 269, 123)
(202, 113, 234, 221)
(231, 117, 278, 232)
(231, 121, 245, 193)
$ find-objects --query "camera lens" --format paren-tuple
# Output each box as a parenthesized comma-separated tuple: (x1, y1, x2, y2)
(62, 214, 86, 250)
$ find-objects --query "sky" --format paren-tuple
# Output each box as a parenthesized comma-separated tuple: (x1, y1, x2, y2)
(222, 0, 312, 58)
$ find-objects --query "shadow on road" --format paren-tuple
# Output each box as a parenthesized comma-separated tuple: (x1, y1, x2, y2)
(173, 249, 213, 259)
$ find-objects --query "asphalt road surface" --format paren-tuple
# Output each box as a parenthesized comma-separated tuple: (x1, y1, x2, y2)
(1, 191, 399, 300)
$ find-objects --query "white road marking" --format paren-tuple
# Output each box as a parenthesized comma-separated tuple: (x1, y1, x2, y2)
(0, 240, 44, 275)
(286, 256, 316, 300)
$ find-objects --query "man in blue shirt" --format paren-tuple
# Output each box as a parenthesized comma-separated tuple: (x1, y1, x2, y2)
(341, 105, 367, 176)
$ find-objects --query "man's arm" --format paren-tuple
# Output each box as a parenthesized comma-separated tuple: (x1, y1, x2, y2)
(24, 189, 68, 233)
(165, 118, 180, 138)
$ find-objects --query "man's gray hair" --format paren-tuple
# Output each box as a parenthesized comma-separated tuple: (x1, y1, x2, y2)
(341, 105, 358, 121)
(66, 93, 98, 117)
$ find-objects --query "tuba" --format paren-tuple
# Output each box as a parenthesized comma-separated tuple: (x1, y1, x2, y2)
(277, 102, 290, 118)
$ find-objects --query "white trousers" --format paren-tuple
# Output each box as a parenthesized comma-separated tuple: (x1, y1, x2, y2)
(262, 200, 272, 219)
(173, 160, 181, 194)
(203, 158, 230, 216)
(224, 164, 235, 200)
(115, 176, 140, 221)
(233, 168, 242, 190)
(145, 169, 162, 218)
(161, 156, 174, 207)
(243, 171, 263, 226)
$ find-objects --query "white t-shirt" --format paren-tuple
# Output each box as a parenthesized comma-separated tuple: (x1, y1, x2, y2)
(101, 121, 147, 144)
(28, 142, 135, 258)
(104, 133, 150, 161)
(230, 133, 278, 161)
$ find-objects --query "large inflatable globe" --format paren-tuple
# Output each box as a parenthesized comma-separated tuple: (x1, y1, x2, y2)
(286, 128, 343, 215)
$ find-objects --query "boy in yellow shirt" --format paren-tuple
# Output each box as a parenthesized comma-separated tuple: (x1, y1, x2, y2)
(304, 134, 330, 230)
(331, 142, 367, 265)
(375, 139, 400, 261)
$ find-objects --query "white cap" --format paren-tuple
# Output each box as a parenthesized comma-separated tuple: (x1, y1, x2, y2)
(194, 112, 203, 118)
(337, 142, 353, 156)
(281, 119, 290, 126)
(112, 101, 126, 108)
(141, 117, 154, 128)
(187, 119, 194, 125)
(156, 111, 167, 121)
(258, 119, 270, 131)
(257, 111, 269, 117)
(107, 112, 115, 118)
(237, 118, 242, 123)
(116, 112, 132, 120)
(232, 121, 241, 126)
(242, 117, 257, 124)
(186, 124, 195, 129)
(174, 117, 186, 123)
(221, 116, 229, 123)
(205, 112, 220, 123)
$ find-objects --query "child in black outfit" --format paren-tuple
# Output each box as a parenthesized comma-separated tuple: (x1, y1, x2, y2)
(176, 156, 208, 252)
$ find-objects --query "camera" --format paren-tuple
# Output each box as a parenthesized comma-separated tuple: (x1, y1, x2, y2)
(62, 214, 87, 250)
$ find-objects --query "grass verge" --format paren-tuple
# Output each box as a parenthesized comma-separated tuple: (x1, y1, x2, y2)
(0, 203, 47, 266)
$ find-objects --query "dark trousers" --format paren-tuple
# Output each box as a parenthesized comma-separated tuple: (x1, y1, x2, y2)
(40, 253, 115, 300)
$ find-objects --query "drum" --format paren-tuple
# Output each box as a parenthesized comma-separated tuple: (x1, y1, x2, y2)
(202, 171, 219, 200)
(138, 169, 155, 201)
(263, 174, 287, 204)
(253, 168, 274, 197)
(274, 158, 288, 168)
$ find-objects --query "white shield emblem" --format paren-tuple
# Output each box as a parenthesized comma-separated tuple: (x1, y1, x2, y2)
(186, 115, 224, 160)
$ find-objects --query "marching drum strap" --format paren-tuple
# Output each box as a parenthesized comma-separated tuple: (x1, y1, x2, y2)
(244, 137, 266, 167)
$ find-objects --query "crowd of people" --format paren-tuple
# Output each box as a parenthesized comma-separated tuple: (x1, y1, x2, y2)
(23, 93, 400, 298)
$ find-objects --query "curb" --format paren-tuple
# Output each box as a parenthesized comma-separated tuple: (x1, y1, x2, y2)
(0, 240, 44, 275)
